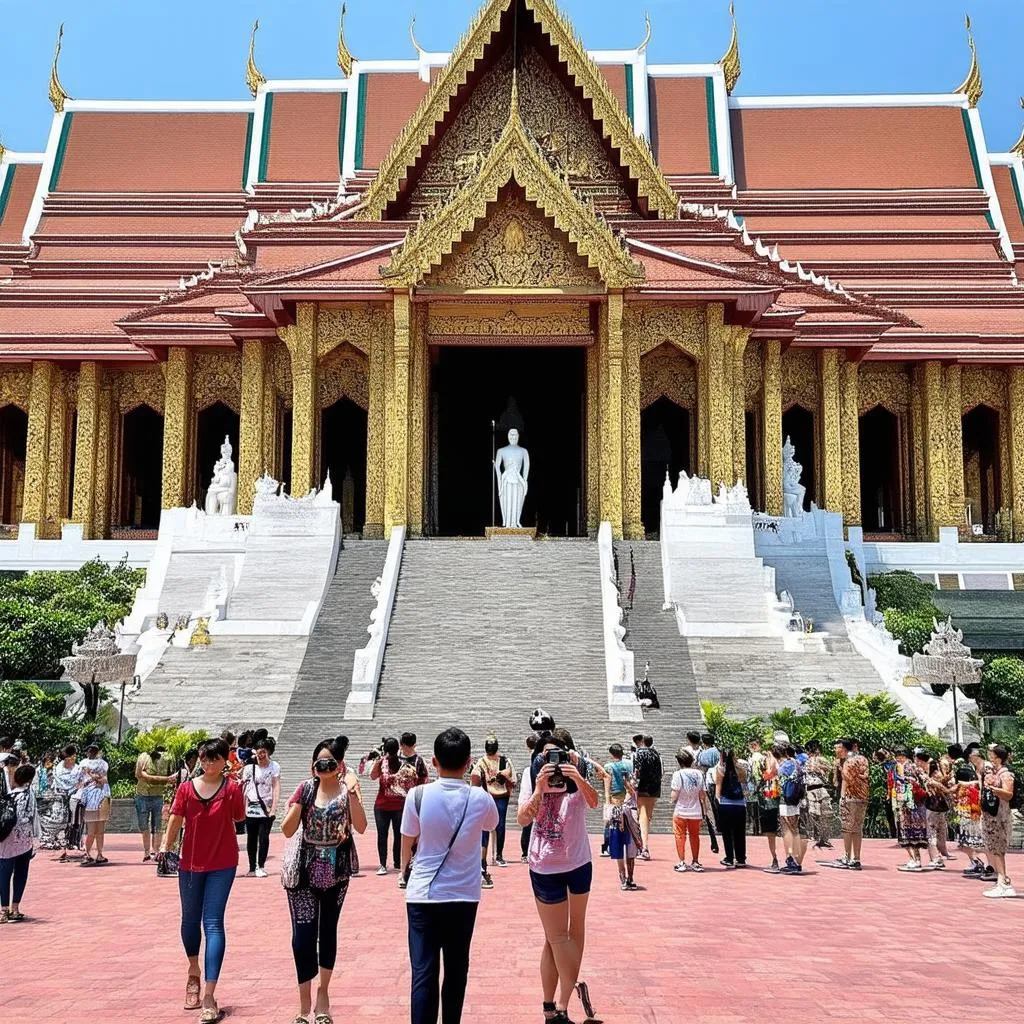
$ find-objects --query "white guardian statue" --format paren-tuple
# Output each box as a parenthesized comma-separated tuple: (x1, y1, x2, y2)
(782, 435, 806, 518)
(204, 436, 238, 516)
(494, 428, 530, 528)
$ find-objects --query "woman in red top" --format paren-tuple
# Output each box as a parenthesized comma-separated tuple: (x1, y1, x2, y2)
(160, 738, 245, 1023)
(369, 736, 415, 875)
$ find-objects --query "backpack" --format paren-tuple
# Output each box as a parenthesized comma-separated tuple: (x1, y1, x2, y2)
(722, 766, 744, 802)
(780, 762, 806, 804)
(0, 765, 17, 843)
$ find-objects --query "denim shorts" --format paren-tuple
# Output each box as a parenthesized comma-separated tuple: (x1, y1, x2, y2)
(529, 861, 593, 905)
(135, 794, 163, 833)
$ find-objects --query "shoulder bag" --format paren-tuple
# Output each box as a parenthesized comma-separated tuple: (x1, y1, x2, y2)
(281, 780, 317, 890)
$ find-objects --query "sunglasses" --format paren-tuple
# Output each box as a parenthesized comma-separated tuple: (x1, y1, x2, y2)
(313, 758, 338, 774)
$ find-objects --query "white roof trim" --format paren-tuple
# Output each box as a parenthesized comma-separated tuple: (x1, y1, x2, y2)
(0, 152, 46, 166)
(730, 93, 969, 110)
(990, 153, 1019, 167)
(647, 63, 721, 78)
(22, 111, 66, 244)
(63, 99, 256, 113)
(966, 107, 1016, 263)
(260, 79, 351, 94)
(591, 49, 642, 62)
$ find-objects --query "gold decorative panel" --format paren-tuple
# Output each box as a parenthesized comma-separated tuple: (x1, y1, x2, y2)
(961, 365, 1006, 413)
(640, 342, 697, 411)
(318, 343, 369, 411)
(781, 347, 817, 412)
(0, 368, 32, 411)
(743, 343, 763, 403)
(858, 363, 910, 415)
(427, 302, 591, 338)
(318, 304, 389, 359)
(116, 368, 164, 415)
(193, 351, 242, 413)
(626, 303, 705, 362)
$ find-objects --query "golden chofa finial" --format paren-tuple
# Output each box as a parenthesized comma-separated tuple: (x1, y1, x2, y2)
(1011, 97, 1024, 158)
(409, 15, 425, 58)
(719, 2, 741, 95)
(954, 13, 983, 108)
(636, 12, 652, 54)
(49, 22, 72, 113)
(246, 18, 267, 98)
(337, 3, 356, 77)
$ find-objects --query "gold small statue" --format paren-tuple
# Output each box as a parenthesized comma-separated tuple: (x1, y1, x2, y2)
(189, 617, 212, 647)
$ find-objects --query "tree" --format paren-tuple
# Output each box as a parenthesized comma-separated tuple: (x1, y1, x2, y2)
(979, 657, 1024, 717)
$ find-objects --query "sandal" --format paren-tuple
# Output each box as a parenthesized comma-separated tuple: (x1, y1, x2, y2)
(576, 981, 596, 1020)
(95, 856, 109, 865)
(199, 1004, 223, 1024)
(80, 857, 96, 867)
(9, 911, 24, 922)
(314, 1014, 334, 1024)
(184, 974, 202, 1010)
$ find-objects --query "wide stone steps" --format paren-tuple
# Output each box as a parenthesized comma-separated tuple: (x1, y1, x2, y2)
(228, 534, 337, 621)
(763, 550, 848, 635)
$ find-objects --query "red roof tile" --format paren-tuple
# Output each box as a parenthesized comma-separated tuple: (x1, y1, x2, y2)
(0, 163, 42, 244)
(264, 92, 344, 183)
(992, 165, 1024, 244)
(597, 63, 630, 115)
(359, 73, 430, 169)
(649, 77, 712, 175)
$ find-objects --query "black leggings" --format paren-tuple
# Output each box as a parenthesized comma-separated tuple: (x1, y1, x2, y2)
(245, 817, 273, 871)
(718, 803, 747, 865)
(287, 882, 349, 984)
(374, 806, 403, 869)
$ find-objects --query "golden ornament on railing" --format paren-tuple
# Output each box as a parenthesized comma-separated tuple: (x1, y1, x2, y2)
(48, 22, 72, 113)
(954, 13, 983, 109)
(245, 18, 267, 99)
(1011, 97, 1024, 159)
(337, 2, 356, 77)
(719, 2, 741, 96)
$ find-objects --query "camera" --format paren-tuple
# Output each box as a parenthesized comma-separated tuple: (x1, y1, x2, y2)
(546, 748, 570, 791)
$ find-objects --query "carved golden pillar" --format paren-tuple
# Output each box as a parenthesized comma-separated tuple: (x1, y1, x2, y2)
(586, 343, 600, 532)
(364, 329, 386, 538)
(95, 383, 113, 538)
(731, 329, 748, 487)
(289, 304, 318, 498)
(621, 307, 642, 539)
(599, 292, 624, 537)
(1008, 366, 1024, 542)
(945, 364, 965, 527)
(72, 362, 102, 537)
(22, 360, 55, 528)
(162, 347, 193, 508)
(920, 360, 950, 538)
(909, 374, 926, 537)
(41, 370, 69, 538)
(408, 307, 426, 536)
(238, 340, 267, 514)
(704, 305, 731, 486)
(761, 340, 783, 516)
(385, 291, 410, 534)
(840, 359, 861, 527)
(818, 349, 843, 514)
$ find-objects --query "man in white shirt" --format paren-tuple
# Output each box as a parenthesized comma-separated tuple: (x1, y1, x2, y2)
(401, 727, 498, 1024)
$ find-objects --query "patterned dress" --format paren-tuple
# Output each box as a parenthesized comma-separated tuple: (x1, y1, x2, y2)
(40, 761, 84, 850)
(981, 766, 1013, 857)
(954, 764, 984, 851)
(893, 761, 928, 850)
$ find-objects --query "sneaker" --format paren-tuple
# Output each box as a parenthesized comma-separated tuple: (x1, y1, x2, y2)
(245, 870, 256, 878)
(818, 839, 834, 849)
(848, 860, 862, 871)
(376, 866, 388, 876)
(780, 861, 802, 875)
(620, 878, 629, 890)
(982, 883, 1016, 899)
(763, 860, 781, 874)
(520, 854, 528, 864)
(397, 877, 407, 889)
(481, 872, 494, 889)
(689, 862, 704, 873)
(897, 861, 923, 872)
(600, 849, 609, 858)
(931, 858, 945, 870)
(255, 867, 268, 878)
(720, 858, 735, 868)
(962, 863, 983, 877)
(495, 857, 507, 868)
(640, 849, 651, 861)
(673, 862, 688, 873)
(626, 879, 639, 890)
(826, 856, 850, 869)
(978, 868, 997, 882)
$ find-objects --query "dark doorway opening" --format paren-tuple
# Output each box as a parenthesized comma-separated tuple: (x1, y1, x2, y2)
(640, 397, 690, 534)
(281, 405, 293, 492)
(744, 409, 760, 510)
(962, 404, 1001, 533)
(321, 398, 367, 533)
(0, 404, 27, 524)
(781, 404, 815, 511)
(119, 405, 164, 528)
(432, 345, 586, 536)
(858, 406, 902, 532)
(195, 402, 239, 510)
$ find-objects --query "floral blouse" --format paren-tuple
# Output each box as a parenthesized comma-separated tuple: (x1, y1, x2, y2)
(289, 780, 356, 888)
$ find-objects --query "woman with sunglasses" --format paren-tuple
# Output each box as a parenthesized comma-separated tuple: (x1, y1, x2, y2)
(160, 737, 246, 1023)
(281, 737, 367, 1024)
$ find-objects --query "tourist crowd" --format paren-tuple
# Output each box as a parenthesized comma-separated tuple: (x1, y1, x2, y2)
(1, 720, 1019, 1024)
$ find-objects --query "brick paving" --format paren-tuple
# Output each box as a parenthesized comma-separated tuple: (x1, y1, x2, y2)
(5, 831, 1019, 1024)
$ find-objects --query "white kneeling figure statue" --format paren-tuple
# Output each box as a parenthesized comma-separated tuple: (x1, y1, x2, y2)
(204, 435, 238, 516)
(494, 428, 530, 528)
(782, 435, 806, 518)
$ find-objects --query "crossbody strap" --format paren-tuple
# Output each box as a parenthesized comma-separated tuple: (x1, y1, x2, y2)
(246, 764, 272, 817)
(416, 785, 472, 897)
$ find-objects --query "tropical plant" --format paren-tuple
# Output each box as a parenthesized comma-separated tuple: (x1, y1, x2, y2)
(882, 607, 938, 657)
(133, 725, 209, 763)
(867, 570, 937, 614)
(978, 657, 1024, 717)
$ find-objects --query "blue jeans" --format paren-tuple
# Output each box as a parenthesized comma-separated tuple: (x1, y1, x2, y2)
(135, 794, 163, 834)
(407, 901, 478, 1024)
(480, 795, 509, 860)
(0, 850, 32, 907)
(178, 867, 236, 981)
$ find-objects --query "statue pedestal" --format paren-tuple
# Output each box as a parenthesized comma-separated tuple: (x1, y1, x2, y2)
(485, 526, 537, 540)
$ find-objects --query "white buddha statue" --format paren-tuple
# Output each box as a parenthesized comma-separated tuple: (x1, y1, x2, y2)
(782, 435, 806, 518)
(494, 428, 530, 528)
(205, 435, 238, 516)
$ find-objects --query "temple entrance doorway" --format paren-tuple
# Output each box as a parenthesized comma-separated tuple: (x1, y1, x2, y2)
(429, 345, 586, 537)
(640, 397, 691, 534)
(195, 402, 239, 510)
(321, 397, 367, 533)
(0, 404, 27, 525)
(962, 404, 1001, 533)
(119, 405, 164, 528)
(782, 404, 815, 511)
(858, 406, 902, 533)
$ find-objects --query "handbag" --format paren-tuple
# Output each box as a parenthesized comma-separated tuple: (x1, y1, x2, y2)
(981, 785, 1000, 817)
(156, 850, 180, 876)
(281, 780, 316, 890)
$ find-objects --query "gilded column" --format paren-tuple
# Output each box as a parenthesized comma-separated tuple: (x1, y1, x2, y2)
(705, 305, 730, 486)
(22, 361, 55, 527)
(921, 360, 950, 538)
(945, 364, 965, 527)
(94, 383, 113, 538)
(599, 292, 624, 537)
(161, 347, 193, 508)
(408, 306, 426, 536)
(238, 340, 266, 514)
(909, 374, 926, 537)
(288, 304, 318, 498)
(818, 349, 844, 514)
(72, 362, 102, 537)
(385, 291, 410, 534)
(1008, 366, 1024, 542)
(621, 308, 642, 539)
(41, 371, 69, 538)
(364, 329, 386, 538)
(840, 359, 861, 527)
(731, 329, 749, 487)
(761, 340, 783, 515)
(586, 343, 600, 533)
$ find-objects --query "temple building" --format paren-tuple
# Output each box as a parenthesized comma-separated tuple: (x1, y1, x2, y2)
(2, 0, 1024, 543)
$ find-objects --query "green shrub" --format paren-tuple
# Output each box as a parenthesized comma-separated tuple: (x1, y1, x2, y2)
(883, 607, 939, 656)
(868, 570, 936, 614)
(979, 657, 1024, 717)
(134, 725, 209, 763)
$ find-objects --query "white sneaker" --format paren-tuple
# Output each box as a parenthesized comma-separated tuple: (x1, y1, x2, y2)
(983, 882, 1017, 898)
(255, 867, 268, 878)
(897, 860, 923, 872)
(376, 866, 388, 876)
(244, 870, 256, 877)
(932, 858, 945, 870)
(673, 862, 688, 872)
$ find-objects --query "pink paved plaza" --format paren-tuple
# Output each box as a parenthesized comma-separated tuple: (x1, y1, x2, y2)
(5, 831, 1019, 1024)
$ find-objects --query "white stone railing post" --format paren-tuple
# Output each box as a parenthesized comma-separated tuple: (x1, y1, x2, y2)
(598, 522, 643, 722)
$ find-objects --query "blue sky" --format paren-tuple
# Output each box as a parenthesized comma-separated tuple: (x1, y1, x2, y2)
(2, 0, 1022, 154)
